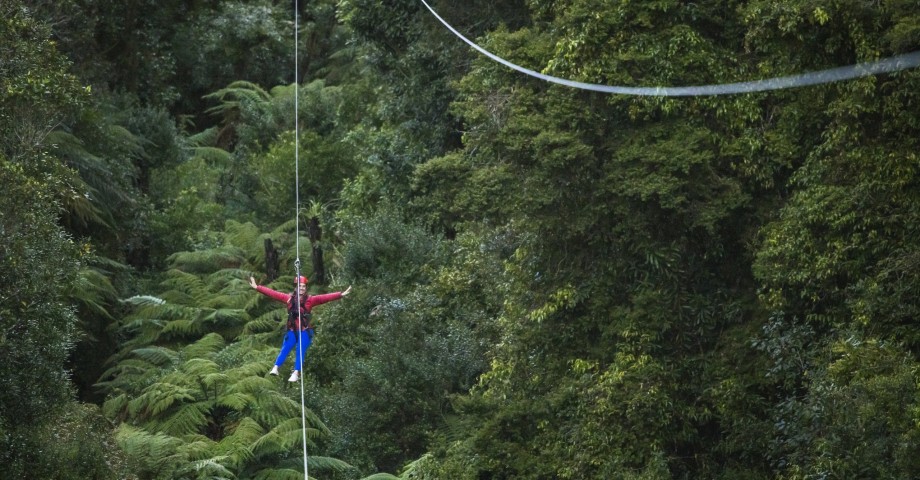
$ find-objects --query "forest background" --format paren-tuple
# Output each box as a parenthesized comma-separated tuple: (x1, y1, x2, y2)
(2, 0, 919, 479)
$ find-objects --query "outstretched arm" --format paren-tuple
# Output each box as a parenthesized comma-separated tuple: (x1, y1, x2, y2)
(308, 286, 354, 307)
(249, 275, 290, 303)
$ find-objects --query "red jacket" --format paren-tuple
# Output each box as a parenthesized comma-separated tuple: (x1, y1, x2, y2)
(256, 285, 344, 331)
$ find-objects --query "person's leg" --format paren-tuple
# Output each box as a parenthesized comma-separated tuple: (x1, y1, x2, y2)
(293, 330, 314, 372)
(275, 331, 297, 366)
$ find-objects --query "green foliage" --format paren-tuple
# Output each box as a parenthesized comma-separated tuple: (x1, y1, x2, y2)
(306, 212, 503, 475)
(0, 157, 122, 478)
(393, 1, 920, 479)
(0, 157, 77, 426)
(171, 1, 294, 115)
(0, 2, 88, 162)
(771, 338, 920, 479)
(6, 0, 920, 478)
(100, 220, 354, 478)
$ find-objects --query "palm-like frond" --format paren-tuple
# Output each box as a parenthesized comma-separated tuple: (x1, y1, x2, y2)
(115, 424, 186, 476)
(182, 333, 227, 359)
(203, 81, 272, 116)
(191, 146, 233, 166)
(187, 126, 220, 147)
(306, 456, 353, 474)
(68, 257, 121, 320)
(123, 295, 167, 306)
(222, 221, 265, 260)
(217, 416, 263, 468)
(360, 473, 401, 480)
(157, 402, 211, 437)
(132, 346, 181, 366)
(186, 457, 235, 480)
(128, 382, 199, 418)
(216, 392, 256, 411)
(251, 417, 307, 454)
(251, 469, 305, 480)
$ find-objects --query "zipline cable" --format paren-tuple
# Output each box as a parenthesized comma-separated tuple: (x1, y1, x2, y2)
(293, 1, 310, 479)
(419, 0, 920, 96)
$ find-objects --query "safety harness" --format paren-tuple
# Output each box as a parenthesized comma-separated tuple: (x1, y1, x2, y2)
(287, 293, 313, 331)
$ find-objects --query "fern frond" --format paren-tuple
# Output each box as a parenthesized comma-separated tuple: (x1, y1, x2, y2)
(224, 360, 275, 381)
(307, 455, 353, 473)
(182, 357, 220, 377)
(227, 375, 274, 395)
(228, 417, 265, 445)
(122, 295, 167, 306)
(201, 307, 248, 326)
(168, 247, 247, 273)
(222, 221, 263, 256)
(217, 392, 255, 411)
(131, 346, 180, 366)
(186, 457, 234, 479)
(128, 383, 197, 418)
(267, 83, 295, 98)
(360, 474, 400, 480)
(182, 332, 227, 358)
(187, 126, 219, 147)
(242, 317, 280, 335)
(251, 468, 304, 480)
(192, 146, 232, 166)
(203, 81, 271, 104)
(160, 318, 204, 337)
(176, 435, 216, 459)
(68, 263, 118, 319)
(399, 453, 432, 478)
(218, 416, 262, 467)
(246, 389, 302, 424)
(101, 393, 129, 419)
(98, 357, 162, 384)
(157, 402, 211, 437)
(252, 417, 302, 450)
(115, 424, 185, 472)
(161, 269, 211, 299)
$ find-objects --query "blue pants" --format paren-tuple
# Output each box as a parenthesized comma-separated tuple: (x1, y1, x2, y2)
(274, 329, 313, 371)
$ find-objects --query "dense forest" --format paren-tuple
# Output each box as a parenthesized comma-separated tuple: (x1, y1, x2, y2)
(2, 0, 919, 479)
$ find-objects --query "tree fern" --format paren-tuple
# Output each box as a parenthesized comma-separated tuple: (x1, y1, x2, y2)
(360, 474, 400, 480)
(188, 126, 220, 147)
(115, 424, 187, 478)
(251, 469, 307, 480)
(157, 402, 211, 437)
(101, 219, 354, 478)
(203, 81, 272, 116)
(191, 145, 233, 167)
(187, 457, 235, 480)
(131, 346, 181, 366)
(128, 383, 198, 418)
(182, 333, 228, 359)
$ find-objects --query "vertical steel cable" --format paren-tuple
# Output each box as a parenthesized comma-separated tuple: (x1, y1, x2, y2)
(293, 1, 310, 478)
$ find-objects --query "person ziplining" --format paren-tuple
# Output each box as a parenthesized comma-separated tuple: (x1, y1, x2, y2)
(250, 275, 352, 382)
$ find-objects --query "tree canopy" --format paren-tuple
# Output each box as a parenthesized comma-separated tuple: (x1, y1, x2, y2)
(2, 0, 919, 478)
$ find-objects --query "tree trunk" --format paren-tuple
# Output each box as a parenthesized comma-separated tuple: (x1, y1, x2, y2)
(308, 216, 325, 284)
(264, 238, 280, 282)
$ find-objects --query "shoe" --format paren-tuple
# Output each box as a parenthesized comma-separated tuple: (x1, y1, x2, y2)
(269, 365, 279, 376)
(288, 370, 300, 382)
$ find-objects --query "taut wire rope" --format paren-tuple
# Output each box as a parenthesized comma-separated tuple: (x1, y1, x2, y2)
(293, 1, 310, 479)
(419, 0, 920, 96)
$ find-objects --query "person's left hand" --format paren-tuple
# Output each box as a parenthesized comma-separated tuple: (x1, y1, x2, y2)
(249, 276, 258, 289)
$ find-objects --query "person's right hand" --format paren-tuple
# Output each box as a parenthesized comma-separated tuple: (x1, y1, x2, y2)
(249, 276, 258, 289)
